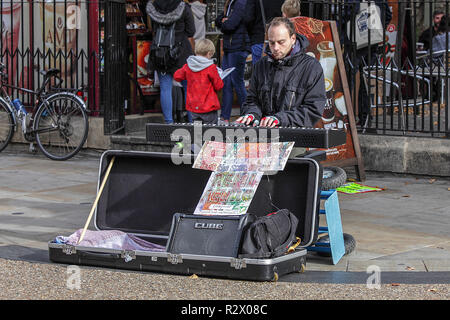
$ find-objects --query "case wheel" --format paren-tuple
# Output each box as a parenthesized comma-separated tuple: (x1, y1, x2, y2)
(316, 233, 356, 257)
(322, 166, 347, 190)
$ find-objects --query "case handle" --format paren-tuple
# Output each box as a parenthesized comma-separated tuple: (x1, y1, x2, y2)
(79, 251, 121, 260)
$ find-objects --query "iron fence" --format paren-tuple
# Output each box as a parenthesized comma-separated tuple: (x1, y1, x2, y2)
(1, 1, 93, 107)
(4, 0, 450, 137)
(0, 0, 127, 134)
(301, 0, 450, 137)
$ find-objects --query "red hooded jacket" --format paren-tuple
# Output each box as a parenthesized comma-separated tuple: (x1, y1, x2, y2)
(174, 56, 224, 113)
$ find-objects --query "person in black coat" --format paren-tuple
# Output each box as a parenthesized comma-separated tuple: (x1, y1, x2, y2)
(243, 0, 285, 65)
(236, 17, 326, 128)
(146, 0, 195, 124)
(215, 0, 250, 122)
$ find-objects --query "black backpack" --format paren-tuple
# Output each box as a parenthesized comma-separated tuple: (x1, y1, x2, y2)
(149, 22, 182, 73)
(239, 209, 300, 259)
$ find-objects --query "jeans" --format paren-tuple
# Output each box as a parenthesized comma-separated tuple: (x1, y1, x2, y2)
(251, 43, 264, 65)
(221, 51, 248, 120)
(157, 72, 174, 124)
(158, 73, 192, 123)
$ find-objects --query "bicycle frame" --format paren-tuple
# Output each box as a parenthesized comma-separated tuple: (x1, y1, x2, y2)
(0, 62, 90, 160)
(0, 70, 87, 136)
(0, 95, 17, 126)
(0, 72, 52, 126)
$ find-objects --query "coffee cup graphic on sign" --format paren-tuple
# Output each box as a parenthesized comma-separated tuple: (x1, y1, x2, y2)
(318, 41, 337, 82)
(322, 78, 335, 122)
(334, 92, 347, 116)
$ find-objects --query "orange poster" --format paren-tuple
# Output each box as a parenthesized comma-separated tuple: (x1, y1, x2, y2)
(137, 40, 158, 95)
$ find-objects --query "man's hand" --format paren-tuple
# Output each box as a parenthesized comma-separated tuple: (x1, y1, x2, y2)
(260, 116, 280, 128)
(235, 114, 255, 126)
(222, 17, 228, 23)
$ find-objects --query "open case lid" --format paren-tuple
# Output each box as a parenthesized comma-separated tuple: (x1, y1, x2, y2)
(94, 150, 321, 247)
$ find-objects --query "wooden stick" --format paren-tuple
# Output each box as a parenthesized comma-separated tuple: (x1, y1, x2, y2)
(77, 156, 116, 245)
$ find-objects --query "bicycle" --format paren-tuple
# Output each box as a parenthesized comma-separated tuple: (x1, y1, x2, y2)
(0, 62, 89, 160)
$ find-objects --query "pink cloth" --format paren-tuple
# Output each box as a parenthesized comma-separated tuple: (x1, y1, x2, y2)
(56, 229, 166, 252)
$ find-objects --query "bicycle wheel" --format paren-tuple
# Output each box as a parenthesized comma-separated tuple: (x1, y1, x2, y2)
(34, 93, 89, 160)
(0, 99, 15, 152)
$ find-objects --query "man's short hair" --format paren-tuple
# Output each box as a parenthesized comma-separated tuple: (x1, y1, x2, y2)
(281, 0, 301, 18)
(195, 38, 216, 56)
(434, 10, 445, 17)
(268, 17, 296, 37)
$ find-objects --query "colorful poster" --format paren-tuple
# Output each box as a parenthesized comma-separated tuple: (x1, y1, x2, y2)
(193, 141, 295, 172)
(194, 171, 263, 215)
(40, 1, 79, 80)
(193, 141, 294, 215)
(192, 141, 227, 172)
(33, 0, 89, 91)
(1, 1, 22, 86)
(137, 40, 158, 95)
(337, 182, 384, 194)
(291, 17, 356, 163)
(382, 1, 399, 68)
(379, 1, 399, 98)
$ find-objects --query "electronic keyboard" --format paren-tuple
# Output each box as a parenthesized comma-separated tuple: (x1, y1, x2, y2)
(146, 122, 347, 149)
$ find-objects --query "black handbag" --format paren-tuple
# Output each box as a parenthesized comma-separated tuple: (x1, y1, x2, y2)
(239, 209, 300, 259)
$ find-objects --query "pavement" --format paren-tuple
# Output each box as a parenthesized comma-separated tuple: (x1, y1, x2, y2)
(1, 146, 450, 300)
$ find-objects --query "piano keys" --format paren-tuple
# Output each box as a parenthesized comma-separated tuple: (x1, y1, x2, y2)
(146, 122, 347, 149)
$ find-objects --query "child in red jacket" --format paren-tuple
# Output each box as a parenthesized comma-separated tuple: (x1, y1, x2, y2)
(174, 38, 224, 124)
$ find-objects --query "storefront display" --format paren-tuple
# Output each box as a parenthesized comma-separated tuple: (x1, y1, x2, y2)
(206, 0, 226, 33)
(124, 0, 158, 114)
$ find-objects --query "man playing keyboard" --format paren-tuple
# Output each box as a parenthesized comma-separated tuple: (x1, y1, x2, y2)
(236, 17, 326, 128)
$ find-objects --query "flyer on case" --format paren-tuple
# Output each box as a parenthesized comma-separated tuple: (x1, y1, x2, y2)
(194, 171, 263, 215)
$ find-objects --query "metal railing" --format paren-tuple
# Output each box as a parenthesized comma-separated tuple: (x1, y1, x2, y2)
(4, 0, 450, 137)
(1, 1, 94, 108)
(0, 0, 127, 134)
(301, 0, 450, 137)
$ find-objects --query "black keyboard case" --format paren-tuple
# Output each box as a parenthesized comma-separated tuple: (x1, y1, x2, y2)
(48, 150, 322, 281)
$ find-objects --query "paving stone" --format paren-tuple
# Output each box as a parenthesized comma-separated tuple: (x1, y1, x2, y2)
(2, 151, 450, 286)
(347, 260, 427, 272)
(423, 259, 450, 272)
